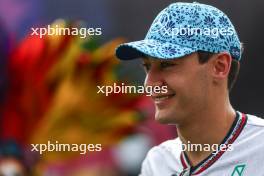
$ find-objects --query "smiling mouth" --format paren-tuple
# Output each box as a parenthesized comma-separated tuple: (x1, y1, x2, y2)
(152, 93, 176, 102)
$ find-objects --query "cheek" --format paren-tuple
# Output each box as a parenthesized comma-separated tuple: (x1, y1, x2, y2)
(176, 70, 209, 104)
(187, 70, 210, 105)
(165, 66, 210, 97)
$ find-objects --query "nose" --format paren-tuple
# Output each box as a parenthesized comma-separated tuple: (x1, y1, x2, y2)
(144, 67, 164, 88)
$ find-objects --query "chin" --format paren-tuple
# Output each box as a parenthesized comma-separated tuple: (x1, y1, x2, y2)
(155, 112, 176, 124)
(155, 108, 184, 125)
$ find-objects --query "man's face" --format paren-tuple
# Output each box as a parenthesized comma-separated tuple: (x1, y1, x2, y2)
(142, 53, 211, 125)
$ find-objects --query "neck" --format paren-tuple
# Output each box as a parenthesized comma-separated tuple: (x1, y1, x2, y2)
(176, 95, 236, 166)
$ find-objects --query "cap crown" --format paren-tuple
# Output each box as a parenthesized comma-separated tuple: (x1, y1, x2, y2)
(145, 2, 241, 60)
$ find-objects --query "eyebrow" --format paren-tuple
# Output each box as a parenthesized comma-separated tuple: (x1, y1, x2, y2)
(141, 58, 181, 64)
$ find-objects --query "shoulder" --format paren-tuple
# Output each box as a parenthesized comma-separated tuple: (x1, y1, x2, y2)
(238, 112, 264, 143)
(146, 138, 182, 159)
(140, 138, 183, 175)
(245, 113, 264, 127)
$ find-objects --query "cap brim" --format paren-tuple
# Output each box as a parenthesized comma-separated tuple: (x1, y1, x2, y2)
(115, 39, 196, 60)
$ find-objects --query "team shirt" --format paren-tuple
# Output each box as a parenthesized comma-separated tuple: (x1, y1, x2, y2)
(140, 111, 264, 176)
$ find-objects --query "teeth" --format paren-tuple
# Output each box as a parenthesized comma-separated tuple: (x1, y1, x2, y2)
(154, 95, 171, 101)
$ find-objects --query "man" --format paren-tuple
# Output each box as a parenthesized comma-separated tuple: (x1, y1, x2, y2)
(115, 2, 264, 176)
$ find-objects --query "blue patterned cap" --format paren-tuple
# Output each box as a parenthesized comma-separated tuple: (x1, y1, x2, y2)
(116, 2, 242, 61)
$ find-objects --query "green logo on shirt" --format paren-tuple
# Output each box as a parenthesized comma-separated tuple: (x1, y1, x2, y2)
(231, 164, 246, 176)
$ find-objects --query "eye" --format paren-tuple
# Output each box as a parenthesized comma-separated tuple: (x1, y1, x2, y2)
(141, 63, 151, 72)
(160, 62, 175, 69)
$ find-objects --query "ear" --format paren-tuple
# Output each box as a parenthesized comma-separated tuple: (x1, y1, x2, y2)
(211, 52, 232, 80)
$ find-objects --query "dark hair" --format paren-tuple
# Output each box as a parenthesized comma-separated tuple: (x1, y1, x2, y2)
(197, 51, 240, 91)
